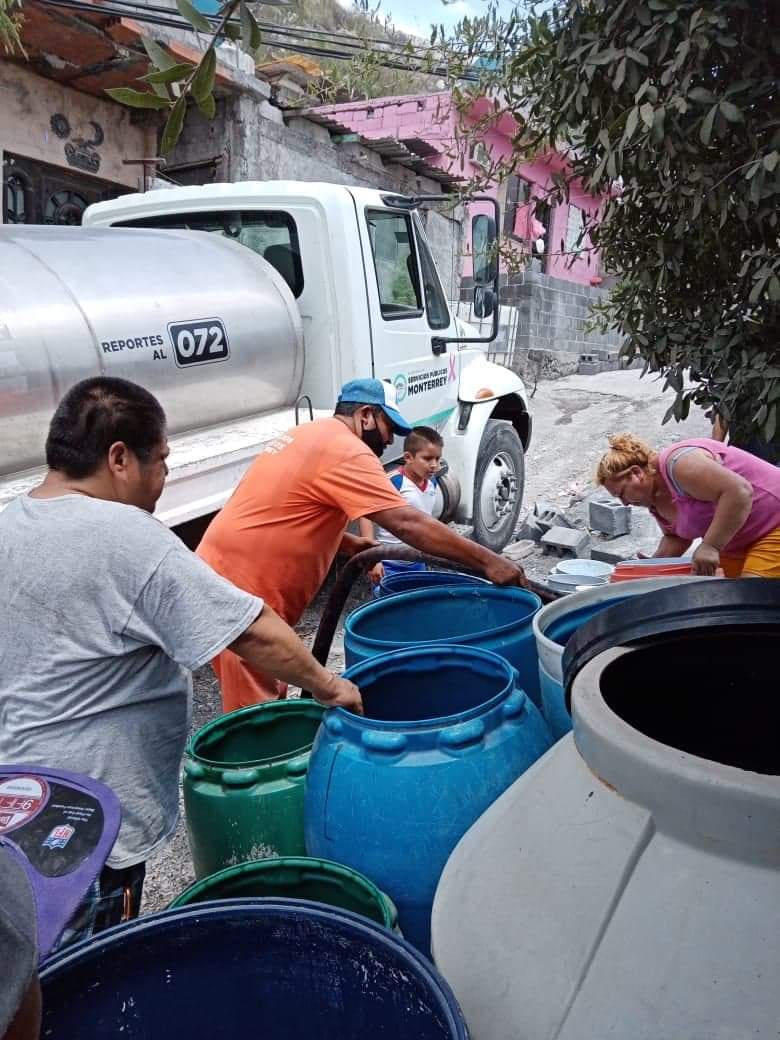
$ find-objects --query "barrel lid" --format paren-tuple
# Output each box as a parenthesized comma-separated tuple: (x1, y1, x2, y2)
(562, 578, 780, 710)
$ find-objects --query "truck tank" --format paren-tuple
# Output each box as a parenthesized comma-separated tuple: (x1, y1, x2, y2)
(0, 225, 303, 476)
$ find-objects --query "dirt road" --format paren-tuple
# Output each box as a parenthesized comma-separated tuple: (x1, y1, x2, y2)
(140, 368, 710, 912)
(523, 368, 709, 505)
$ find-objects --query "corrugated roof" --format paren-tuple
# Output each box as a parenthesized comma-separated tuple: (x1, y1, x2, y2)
(286, 108, 461, 188)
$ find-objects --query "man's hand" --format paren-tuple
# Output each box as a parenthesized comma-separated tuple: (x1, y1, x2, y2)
(312, 672, 364, 715)
(367, 562, 385, 585)
(339, 532, 379, 559)
(368, 505, 530, 588)
(483, 555, 528, 588)
(691, 541, 720, 576)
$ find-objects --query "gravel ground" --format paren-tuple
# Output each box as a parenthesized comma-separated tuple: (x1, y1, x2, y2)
(140, 368, 710, 913)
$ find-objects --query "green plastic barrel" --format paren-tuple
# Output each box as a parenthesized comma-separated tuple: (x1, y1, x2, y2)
(169, 856, 399, 931)
(183, 700, 324, 879)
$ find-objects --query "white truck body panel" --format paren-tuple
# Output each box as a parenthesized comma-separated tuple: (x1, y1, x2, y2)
(0, 180, 531, 541)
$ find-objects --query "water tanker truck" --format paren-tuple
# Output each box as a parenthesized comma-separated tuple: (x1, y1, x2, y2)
(0, 180, 531, 549)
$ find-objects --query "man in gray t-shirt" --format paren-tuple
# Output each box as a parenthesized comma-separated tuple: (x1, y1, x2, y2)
(0, 376, 361, 945)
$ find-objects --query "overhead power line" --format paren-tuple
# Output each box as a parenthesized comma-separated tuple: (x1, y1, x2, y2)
(39, 0, 482, 81)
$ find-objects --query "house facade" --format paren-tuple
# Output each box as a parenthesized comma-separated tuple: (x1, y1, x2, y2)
(312, 90, 622, 375)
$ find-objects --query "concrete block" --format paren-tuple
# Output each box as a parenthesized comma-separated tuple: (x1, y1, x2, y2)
(590, 546, 628, 565)
(589, 499, 632, 537)
(516, 517, 544, 542)
(578, 361, 601, 375)
(503, 539, 537, 562)
(540, 526, 590, 556)
(534, 502, 573, 532)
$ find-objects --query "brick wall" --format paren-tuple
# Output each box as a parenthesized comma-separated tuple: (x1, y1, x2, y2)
(461, 266, 624, 380)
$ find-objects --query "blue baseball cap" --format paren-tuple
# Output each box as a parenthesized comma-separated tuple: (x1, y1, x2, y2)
(337, 378, 413, 436)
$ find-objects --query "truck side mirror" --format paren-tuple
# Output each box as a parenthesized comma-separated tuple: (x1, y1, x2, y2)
(472, 213, 498, 286)
(473, 286, 495, 320)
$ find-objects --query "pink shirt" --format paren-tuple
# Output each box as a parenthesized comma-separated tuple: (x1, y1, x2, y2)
(654, 438, 780, 555)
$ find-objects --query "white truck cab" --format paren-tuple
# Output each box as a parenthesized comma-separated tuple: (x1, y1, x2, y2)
(0, 181, 529, 550)
(86, 182, 531, 549)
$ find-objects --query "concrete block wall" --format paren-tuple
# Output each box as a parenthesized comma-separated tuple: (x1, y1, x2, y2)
(461, 266, 623, 380)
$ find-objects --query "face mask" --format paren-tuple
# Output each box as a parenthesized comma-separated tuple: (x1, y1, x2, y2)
(361, 418, 386, 458)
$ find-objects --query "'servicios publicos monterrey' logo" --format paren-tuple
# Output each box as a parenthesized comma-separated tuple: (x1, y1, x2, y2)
(393, 372, 407, 402)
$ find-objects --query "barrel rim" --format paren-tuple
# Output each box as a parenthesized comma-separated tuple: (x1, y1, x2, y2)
(186, 698, 324, 770)
(572, 643, 780, 847)
(40, 899, 469, 1035)
(337, 643, 520, 732)
(345, 584, 542, 651)
(167, 855, 397, 928)
(378, 571, 490, 597)
(532, 577, 719, 676)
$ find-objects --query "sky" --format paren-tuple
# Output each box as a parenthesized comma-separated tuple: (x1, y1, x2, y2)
(337, 0, 528, 41)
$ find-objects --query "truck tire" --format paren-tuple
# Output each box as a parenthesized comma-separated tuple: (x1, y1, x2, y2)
(472, 419, 525, 552)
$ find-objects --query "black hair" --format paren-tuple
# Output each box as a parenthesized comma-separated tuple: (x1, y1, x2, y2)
(334, 401, 385, 421)
(404, 426, 444, 454)
(45, 376, 166, 478)
(334, 401, 362, 417)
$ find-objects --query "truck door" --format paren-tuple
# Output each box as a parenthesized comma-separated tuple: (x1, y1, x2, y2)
(358, 205, 459, 434)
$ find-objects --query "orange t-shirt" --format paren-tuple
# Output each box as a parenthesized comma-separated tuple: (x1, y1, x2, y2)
(197, 417, 406, 626)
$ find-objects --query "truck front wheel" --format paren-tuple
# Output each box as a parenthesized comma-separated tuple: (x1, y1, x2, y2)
(472, 419, 525, 552)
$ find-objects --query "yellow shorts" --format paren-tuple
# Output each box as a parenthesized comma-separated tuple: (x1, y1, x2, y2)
(721, 525, 780, 578)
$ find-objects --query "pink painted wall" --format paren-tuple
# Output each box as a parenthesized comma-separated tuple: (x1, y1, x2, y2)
(313, 91, 603, 286)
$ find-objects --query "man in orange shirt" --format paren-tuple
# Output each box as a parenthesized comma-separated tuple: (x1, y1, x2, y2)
(198, 379, 527, 711)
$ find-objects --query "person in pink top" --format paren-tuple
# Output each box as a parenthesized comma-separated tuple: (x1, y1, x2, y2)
(596, 433, 780, 578)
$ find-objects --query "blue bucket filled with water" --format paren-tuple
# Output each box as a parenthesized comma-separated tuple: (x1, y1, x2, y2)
(305, 645, 552, 952)
(40, 900, 469, 1038)
(345, 584, 543, 707)
(379, 570, 490, 597)
(533, 577, 706, 740)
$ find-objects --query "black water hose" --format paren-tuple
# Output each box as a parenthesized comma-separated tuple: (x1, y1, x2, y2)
(306, 545, 558, 686)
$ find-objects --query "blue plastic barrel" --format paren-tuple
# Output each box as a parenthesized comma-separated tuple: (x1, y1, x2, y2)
(40, 900, 469, 1039)
(379, 570, 490, 597)
(305, 645, 552, 952)
(345, 584, 543, 706)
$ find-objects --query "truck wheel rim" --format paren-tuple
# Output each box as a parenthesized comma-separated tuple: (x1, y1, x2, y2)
(479, 451, 517, 531)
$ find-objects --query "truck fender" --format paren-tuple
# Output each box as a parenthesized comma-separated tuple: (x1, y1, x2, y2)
(442, 359, 531, 525)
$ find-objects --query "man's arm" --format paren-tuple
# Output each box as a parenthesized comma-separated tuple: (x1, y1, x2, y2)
(366, 506, 526, 586)
(229, 606, 363, 713)
(338, 529, 378, 558)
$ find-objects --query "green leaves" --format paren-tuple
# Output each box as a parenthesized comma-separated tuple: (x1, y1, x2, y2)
(140, 62, 194, 85)
(718, 100, 743, 123)
(240, 0, 262, 52)
(104, 87, 172, 109)
(196, 92, 216, 120)
(176, 0, 212, 33)
(142, 37, 177, 71)
(699, 104, 717, 145)
(160, 95, 187, 155)
(191, 45, 216, 103)
(479, 0, 778, 446)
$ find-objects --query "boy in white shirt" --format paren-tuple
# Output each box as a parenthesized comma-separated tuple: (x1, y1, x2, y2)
(359, 426, 443, 588)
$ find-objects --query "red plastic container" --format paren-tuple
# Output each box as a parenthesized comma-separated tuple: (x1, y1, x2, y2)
(610, 561, 693, 582)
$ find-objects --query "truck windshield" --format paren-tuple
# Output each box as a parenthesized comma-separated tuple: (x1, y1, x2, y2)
(115, 210, 303, 298)
(413, 213, 450, 331)
(367, 210, 423, 319)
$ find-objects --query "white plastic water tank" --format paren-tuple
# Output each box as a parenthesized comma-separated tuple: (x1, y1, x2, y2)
(432, 627, 779, 1039)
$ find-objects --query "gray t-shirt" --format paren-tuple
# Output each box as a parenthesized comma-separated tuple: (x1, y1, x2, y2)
(0, 495, 263, 868)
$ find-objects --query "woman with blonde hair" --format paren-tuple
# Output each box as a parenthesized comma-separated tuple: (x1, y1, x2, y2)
(596, 433, 780, 577)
